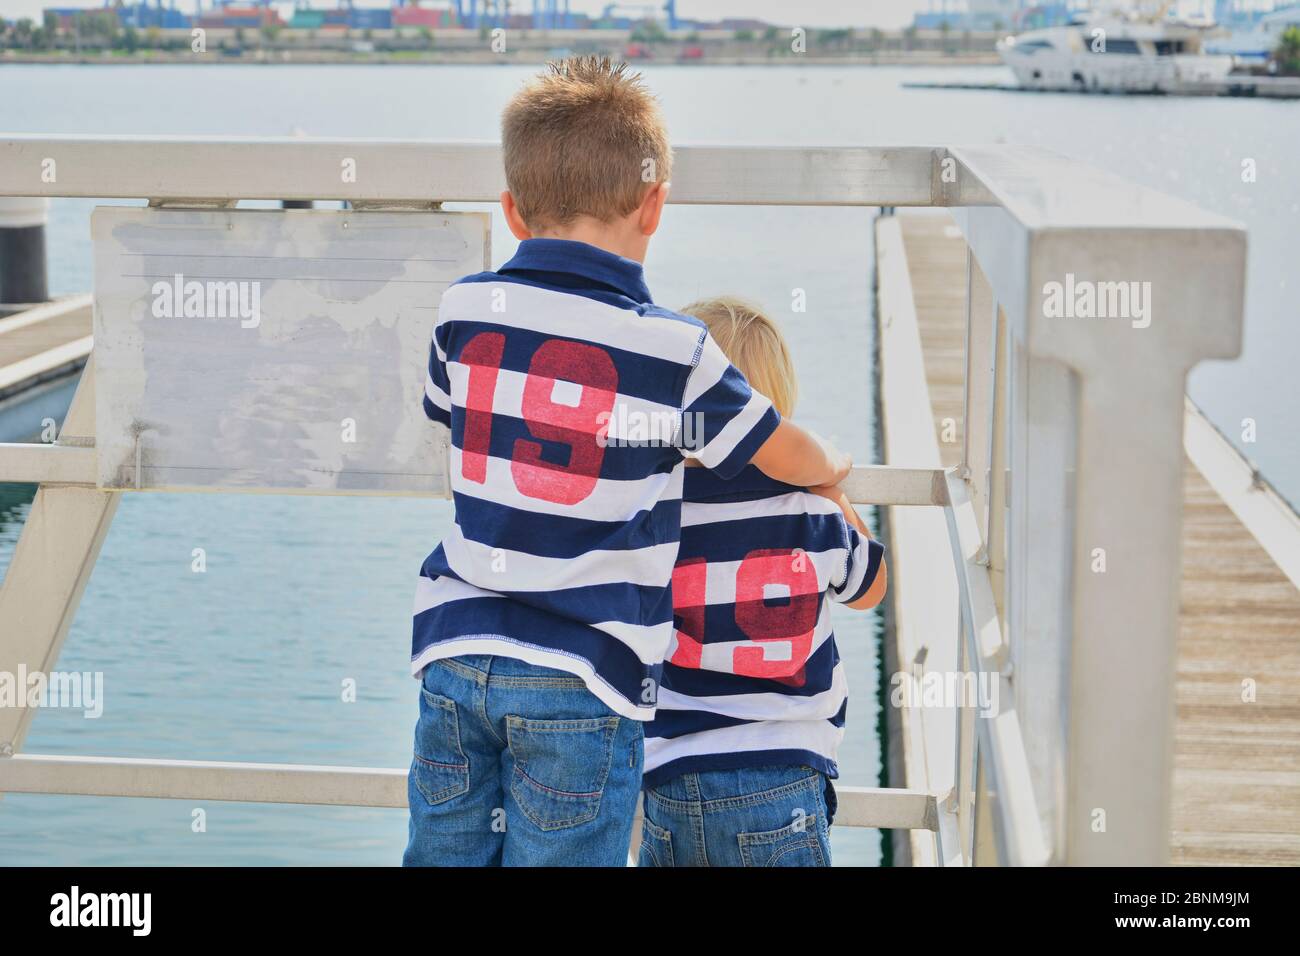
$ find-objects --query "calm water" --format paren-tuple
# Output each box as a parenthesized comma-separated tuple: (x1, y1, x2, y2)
(0, 63, 1296, 865)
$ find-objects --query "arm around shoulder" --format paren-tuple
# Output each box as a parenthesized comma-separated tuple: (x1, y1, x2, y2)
(750, 419, 852, 489)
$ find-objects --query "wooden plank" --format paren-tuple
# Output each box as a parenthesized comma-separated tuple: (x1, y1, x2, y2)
(0, 296, 93, 407)
(892, 210, 1300, 866)
(0, 296, 93, 368)
(91, 207, 486, 495)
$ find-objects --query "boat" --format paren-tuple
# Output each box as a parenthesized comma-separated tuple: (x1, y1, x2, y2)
(997, 9, 1235, 93)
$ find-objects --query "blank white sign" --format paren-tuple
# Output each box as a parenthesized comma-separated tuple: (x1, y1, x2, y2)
(91, 206, 486, 495)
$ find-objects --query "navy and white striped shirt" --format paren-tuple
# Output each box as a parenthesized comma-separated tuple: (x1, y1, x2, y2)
(643, 465, 885, 785)
(413, 239, 781, 719)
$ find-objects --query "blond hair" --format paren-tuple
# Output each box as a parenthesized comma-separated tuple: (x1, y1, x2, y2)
(501, 56, 673, 231)
(682, 297, 797, 418)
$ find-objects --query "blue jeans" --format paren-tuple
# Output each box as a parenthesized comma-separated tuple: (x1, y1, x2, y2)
(403, 654, 644, 867)
(639, 765, 835, 867)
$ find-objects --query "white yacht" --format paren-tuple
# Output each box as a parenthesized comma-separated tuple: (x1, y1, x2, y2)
(997, 15, 1235, 92)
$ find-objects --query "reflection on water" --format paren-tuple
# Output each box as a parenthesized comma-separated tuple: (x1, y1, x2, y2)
(0, 485, 36, 529)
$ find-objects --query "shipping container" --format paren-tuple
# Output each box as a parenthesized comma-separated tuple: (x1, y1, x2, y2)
(349, 9, 392, 30)
(392, 8, 452, 29)
(288, 10, 326, 30)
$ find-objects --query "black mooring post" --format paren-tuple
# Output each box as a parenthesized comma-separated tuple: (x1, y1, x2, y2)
(0, 198, 50, 313)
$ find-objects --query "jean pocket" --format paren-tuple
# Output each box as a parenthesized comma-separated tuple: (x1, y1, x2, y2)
(411, 688, 470, 806)
(737, 813, 827, 867)
(506, 714, 619, 831)
(638, 815, 675, 868)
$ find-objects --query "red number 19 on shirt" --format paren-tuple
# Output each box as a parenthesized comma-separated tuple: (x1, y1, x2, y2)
(459, 332, 619, 506)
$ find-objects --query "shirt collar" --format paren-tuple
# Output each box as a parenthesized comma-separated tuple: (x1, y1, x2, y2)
(684, 464, 801, 501)
(499, 238, 653, 304)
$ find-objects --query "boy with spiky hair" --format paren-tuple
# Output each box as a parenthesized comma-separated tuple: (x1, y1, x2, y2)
(405, 57, 851, 867)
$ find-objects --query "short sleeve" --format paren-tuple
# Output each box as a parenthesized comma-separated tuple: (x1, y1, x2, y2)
(422, 324, 452, 428)
(680, 331, 781, 479)
(830, 521, 885, 605)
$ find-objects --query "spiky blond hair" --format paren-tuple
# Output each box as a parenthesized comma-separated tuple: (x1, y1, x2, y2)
(502, 56, 673, 230)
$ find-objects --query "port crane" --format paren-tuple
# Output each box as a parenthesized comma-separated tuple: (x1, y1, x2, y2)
(600, 1, 680, 30)
(451, 0, 510, 30)
(531, 0, 574, 30)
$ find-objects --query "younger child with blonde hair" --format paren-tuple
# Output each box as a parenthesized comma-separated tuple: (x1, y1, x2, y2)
(639, 297, 887, 868)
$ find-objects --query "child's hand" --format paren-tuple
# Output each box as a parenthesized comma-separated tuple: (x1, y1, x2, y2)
(811, 433, 853, 487)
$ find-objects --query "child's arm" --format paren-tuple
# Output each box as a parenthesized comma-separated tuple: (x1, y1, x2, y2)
(811, 483, 888, 610)
(750, 421, 853, 489)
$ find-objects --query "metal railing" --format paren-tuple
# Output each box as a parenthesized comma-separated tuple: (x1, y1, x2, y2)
(0, 137, 1247, 865)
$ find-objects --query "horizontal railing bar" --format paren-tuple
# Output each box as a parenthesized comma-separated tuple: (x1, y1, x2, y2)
(948, 144, 1245, 233)
(0, 137, 940, 206)
(842, 465, 949, 507)
(0, 443, 96, 485)
(1, 754, 939, 829)
(0, 446, 946, 507)
(0, 753, 408, 808)
(835, 786, 938, 831)
(0, 138, 1241, 232)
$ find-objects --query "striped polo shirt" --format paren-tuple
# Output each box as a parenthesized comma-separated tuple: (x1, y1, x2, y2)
(643, 465, 885, 785)
(413, 238, 781, 720)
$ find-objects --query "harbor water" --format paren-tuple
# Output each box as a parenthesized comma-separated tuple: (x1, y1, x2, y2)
(0, 63, 1295, 865)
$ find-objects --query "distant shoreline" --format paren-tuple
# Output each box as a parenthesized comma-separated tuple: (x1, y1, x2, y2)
(0, 51, 1003, 67)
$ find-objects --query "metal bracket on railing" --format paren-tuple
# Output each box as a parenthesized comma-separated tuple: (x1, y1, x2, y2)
(941, 787, 960, 814)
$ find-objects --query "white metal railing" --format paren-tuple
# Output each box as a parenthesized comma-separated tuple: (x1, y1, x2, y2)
(0, 138, 1246, 865)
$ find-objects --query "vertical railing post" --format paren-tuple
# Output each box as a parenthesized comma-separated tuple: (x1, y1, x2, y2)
(987, 307, 1009, 631)
(960, 249, 974, 477)
(954, 602, 977, 863)
(953, 141, 1246, 865)
(962, 253, 997, 540)
(1005, 340, 1076, 860)
(1023, 229, 1246, 865)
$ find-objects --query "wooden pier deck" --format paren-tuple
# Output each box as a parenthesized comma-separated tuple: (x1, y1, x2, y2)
(881, 211, 1300, 865)
(0, 296, 92, 443)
